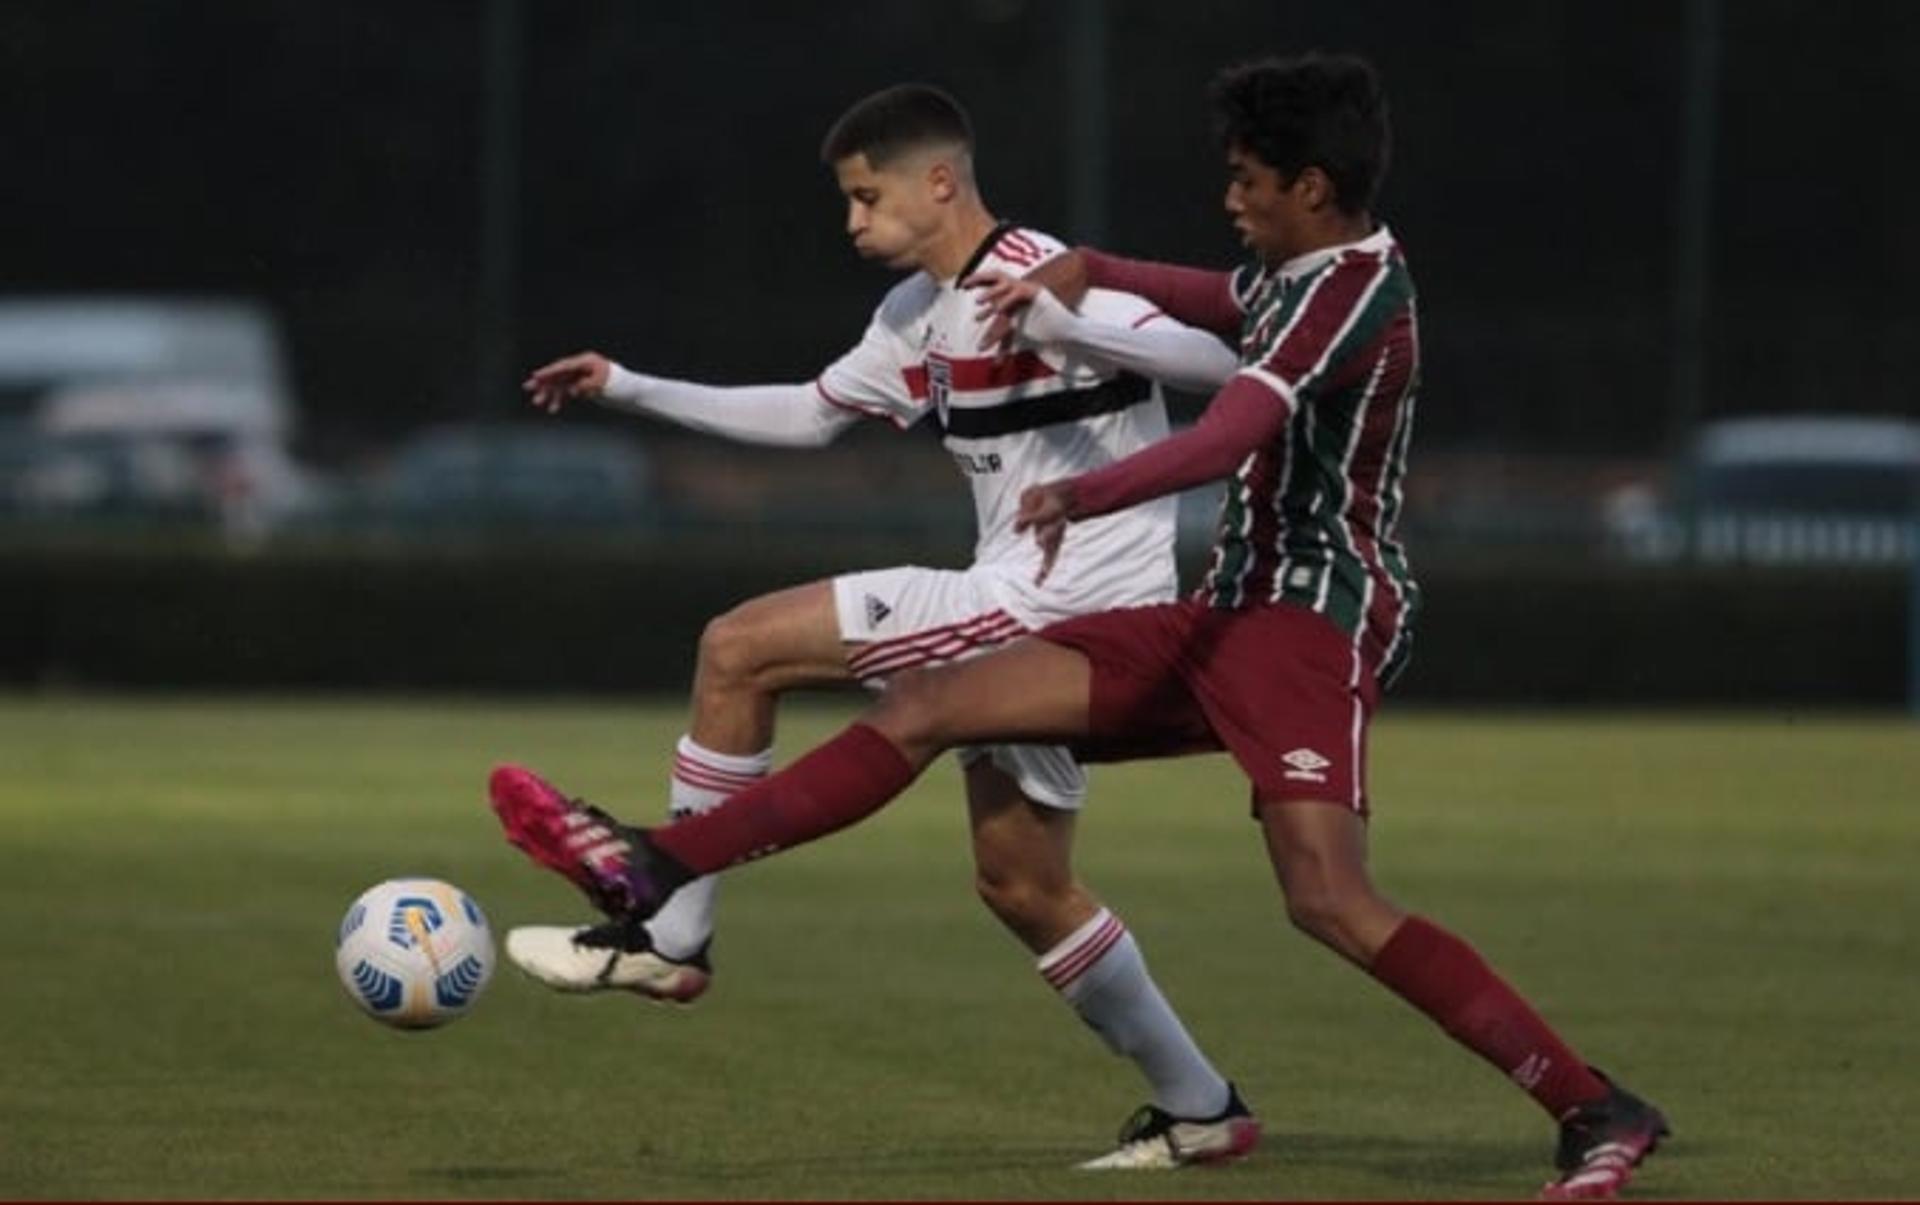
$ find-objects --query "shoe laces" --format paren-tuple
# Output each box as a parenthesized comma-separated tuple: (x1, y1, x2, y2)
(1113, 1104, 1177, 1146)
(577, 798, 616, 821)
(573, 913, 651, 954)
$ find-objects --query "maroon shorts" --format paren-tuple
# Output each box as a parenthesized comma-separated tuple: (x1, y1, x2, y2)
(1037, 598, 1380, 814)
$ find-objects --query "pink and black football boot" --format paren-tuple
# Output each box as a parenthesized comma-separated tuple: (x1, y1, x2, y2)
(1539, 1071, 1670, 1200)
(487, 764, 687, 922)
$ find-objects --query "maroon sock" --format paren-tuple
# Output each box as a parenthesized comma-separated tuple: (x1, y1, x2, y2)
(648, 723, 920, 875)
(1369, 916, 1609, 1119)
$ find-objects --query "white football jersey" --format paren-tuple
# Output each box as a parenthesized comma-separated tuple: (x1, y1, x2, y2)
(816, 224, 1179, 623)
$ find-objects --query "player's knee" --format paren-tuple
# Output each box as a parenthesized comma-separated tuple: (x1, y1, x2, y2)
(870, 667, 957, 749)
(973, 861, 1074, 939)
(1281, 879, 1384, 961)
(972, 862, 1024, 923)
(1283, 888, 1339, 941)
(1282, 879, 1362, 944)
(695, 608, 762, 689)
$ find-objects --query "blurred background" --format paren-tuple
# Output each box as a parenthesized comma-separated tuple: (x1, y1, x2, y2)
(2, 0, 1914, 707)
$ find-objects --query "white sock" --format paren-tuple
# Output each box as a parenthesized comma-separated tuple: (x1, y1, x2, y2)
(1038, 908, 1231, 1120)
(643, 735, 771, 960)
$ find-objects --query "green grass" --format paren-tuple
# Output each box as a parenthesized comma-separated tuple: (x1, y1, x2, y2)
(1, 697, 1916, 1199)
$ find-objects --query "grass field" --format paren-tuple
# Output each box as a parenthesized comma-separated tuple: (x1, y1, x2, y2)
(1, 696, 1915, 1200)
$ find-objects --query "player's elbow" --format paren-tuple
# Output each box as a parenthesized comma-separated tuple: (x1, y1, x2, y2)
(1184, 340, 1242, 391)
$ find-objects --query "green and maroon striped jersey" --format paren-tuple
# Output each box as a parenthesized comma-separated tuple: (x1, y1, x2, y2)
(1201, 226, 1421, 685)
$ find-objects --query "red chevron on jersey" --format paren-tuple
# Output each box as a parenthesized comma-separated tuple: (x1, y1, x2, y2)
(993, 228, 1048, 269)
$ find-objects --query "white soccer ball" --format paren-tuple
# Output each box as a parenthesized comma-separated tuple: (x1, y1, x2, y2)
(335, 878, 495, 1029)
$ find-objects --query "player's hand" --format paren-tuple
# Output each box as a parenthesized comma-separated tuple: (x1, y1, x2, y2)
(1014, 480, 1076, 585)
(965, 269, 1043, 343)
(523, 351, 612, 414)
(966, 250, 1090, 355)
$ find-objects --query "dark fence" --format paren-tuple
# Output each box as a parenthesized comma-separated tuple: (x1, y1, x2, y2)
(2, 543, 1906, 706)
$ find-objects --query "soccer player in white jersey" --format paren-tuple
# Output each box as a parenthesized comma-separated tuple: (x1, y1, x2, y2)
(504, 84, 1259, 1169)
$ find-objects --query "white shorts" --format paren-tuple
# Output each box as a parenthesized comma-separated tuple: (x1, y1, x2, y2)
(832, 565, 1086, 810)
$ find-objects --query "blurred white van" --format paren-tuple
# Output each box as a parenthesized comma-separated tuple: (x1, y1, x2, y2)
(0, 296, 293, 420)
(0, 296, 320, 538)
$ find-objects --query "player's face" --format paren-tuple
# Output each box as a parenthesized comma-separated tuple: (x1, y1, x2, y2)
(1224, 145, 1312, 264)
(834, 152, 942, 270)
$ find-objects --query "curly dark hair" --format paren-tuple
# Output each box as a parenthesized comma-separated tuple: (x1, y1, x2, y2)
(820, 83, 974, 168)
(1211, 53, 1390, 215)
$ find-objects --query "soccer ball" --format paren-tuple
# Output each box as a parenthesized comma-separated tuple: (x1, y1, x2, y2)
(335, 878, 495, 1029)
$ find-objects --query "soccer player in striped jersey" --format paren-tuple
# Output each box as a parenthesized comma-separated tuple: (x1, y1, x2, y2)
(506, 84, 1261, 1169)
(493, 56, 1671, 1198)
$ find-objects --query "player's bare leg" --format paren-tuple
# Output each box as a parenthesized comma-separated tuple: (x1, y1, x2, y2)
(531, 639, 1094, 929)
(1256, 800, 1405, 966)
(1259, 800, 1667, 1198)
(503, 581, 856, 1001)
(499, 600, 1090, 1000)
(501, 642, 1086, 994)
(685, 580, 854, 753)
(502, 634, 1098, 902)
(504, 610, 1103, 1003)
(965, 761, 1095, 951)
(618, 638, 1102, 890)
(969, 761, 1255, 1166)
(868, 635, 1095, 760)
(644, 581, 854, 969)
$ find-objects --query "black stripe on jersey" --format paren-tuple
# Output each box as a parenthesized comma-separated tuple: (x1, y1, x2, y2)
(958, 220, 1022, 282)
(941, 373, 1150, 440)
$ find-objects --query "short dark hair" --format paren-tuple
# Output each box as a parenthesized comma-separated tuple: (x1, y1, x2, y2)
(820, 83, 974, 168)
(1211, 53, 1390, 215)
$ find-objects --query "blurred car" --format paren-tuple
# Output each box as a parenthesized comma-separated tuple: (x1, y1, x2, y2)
(35, 381, 328, 535)
(1606, 414, 1919, 565)
(0, 422, 199, 520)
(355, 424, 654, 532)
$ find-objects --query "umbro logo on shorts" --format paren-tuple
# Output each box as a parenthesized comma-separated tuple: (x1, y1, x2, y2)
(864, 594, 893, 628)
(1281, 747, 1331, 783)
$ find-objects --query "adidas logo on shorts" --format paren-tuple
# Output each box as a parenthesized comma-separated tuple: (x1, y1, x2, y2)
(864, 594, 892, 628)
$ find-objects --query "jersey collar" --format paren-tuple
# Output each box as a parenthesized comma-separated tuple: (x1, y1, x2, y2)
(1274, 224, 1396, 282)
(951, 220, 1020, 285)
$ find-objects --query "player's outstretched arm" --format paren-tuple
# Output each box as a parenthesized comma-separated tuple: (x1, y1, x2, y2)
(1012, 375, 1290, 581)
(965, 272, 1237, 393)
(521, 350, 857, 448)
(977, 250, 1241, 344)
(1068, 375, 1289, 517)
(1078, 249, 1243, 337)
